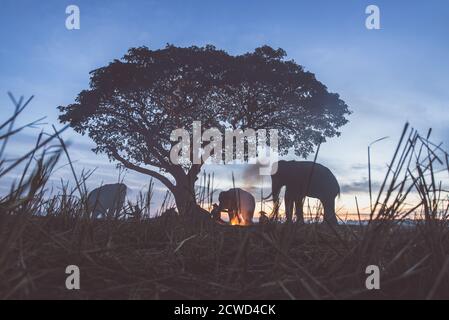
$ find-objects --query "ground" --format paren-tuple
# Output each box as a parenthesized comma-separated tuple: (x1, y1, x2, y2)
(1, 208, 448, 300)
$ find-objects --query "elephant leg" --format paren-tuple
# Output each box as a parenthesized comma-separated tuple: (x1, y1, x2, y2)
(323, 197, 338, 225)
(228, 209, 235, 222)
(241, 210, 252, 225)
(295, 196, 305, 224)
(284, 189, 294, 223)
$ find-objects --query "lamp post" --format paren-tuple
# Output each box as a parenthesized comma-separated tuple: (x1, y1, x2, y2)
(368, 137, 389, 213)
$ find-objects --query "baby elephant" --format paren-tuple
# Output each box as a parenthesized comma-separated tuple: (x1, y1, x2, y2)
(218, 188, 255, 225)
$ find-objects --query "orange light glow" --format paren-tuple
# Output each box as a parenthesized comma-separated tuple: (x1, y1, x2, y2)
(230, 214, 240, 225)
(230, 213, 251, 226)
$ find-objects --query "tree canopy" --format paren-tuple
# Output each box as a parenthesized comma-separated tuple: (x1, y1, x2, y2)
(59, 44, 350, 213)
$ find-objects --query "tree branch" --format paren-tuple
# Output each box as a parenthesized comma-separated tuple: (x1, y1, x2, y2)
(110, 148, 176, 194)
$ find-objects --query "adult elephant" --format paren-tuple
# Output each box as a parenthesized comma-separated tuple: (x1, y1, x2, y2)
(265, 161, 339, 224)
(218, 188, 255, 225)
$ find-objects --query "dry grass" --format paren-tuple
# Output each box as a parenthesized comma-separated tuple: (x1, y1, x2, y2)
(1, 95, 449, 299)
(2, 212, 449, 299)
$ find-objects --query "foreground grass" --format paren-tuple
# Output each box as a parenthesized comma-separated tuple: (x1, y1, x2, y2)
(1, 210, 448, 299)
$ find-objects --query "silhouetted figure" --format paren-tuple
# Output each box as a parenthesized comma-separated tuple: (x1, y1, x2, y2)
(210, 203, 221, 221)
(258, 211, 270, 224)
(264, 161, 339, 225)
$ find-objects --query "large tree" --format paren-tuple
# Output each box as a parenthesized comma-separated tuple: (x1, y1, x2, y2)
(59, 44, 350, 214)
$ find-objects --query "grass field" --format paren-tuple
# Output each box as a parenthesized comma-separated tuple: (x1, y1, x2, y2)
(1, 210, 449, 299)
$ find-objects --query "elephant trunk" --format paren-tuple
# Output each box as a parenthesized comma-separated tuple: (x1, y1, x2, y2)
(263, 174, 281, 201)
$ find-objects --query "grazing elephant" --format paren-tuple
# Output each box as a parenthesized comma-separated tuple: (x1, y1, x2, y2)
(87, 183, 127, 218)
(265, 161, 339, 224)
(218, 188, 255, 225)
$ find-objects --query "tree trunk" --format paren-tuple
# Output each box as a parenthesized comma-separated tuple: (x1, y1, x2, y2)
(172, 175, 197, 216)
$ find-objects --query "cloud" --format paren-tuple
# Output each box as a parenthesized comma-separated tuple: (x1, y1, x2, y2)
(340, 179, 381, 194)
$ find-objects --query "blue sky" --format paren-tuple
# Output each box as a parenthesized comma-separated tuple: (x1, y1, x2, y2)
(1, 0, 448, 215)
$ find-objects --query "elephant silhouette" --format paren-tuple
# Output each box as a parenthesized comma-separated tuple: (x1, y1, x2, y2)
(265, 160, 339, 224)
(218, 188, 255, 225)
(87, 183, 127, 218)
